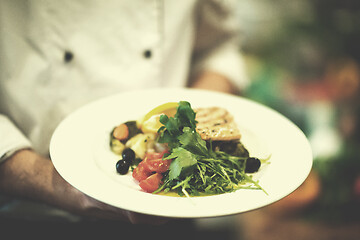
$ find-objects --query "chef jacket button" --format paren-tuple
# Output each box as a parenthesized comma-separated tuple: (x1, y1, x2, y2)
(143, 50, 152, 59)
(64, 51, 74, 63)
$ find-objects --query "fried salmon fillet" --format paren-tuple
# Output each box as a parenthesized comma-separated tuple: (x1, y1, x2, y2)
(195, 107, 241, 141)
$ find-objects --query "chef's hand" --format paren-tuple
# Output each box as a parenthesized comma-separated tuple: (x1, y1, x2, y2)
(0, 149, 168, 225)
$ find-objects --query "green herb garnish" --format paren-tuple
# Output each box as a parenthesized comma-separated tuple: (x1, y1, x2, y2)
(155, 101, 267, 197)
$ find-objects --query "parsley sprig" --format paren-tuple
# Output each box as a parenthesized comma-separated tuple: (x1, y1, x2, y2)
(155, 101, 266, 196)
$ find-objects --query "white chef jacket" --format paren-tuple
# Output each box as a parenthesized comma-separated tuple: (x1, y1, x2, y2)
(0, 0, 247, 219)
(0, 0, 247, 160)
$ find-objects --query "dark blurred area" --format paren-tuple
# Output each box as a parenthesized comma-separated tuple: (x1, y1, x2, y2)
(235, 0, 360, 239)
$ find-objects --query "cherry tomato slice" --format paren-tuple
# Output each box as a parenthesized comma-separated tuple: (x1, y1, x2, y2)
(143, 158, 172, 173)
(139, 173, 163, 193)
(132, 161, 151, 182)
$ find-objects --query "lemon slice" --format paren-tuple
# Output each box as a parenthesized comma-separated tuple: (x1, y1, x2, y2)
(137, 102, 178, 133)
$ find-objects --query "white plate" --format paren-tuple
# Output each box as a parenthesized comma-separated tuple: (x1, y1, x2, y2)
(50, 88, 312, 218)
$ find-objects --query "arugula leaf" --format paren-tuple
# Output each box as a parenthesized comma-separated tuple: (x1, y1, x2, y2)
(159, 115, 180, 136)
(158, 101, 198, 146)
(158, 115, 180, 148)
(178, 127, 210, 157)
(165, 147, 197, 180)
(175, 101, 197, 130)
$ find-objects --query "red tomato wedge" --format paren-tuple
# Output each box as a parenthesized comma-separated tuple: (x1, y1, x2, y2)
(141, 150, 171, 173)
(132, 150, 172, 192)
(132, 161, 151, 182)
(139, 173, 163, 193)
(143, 157, 172, 173)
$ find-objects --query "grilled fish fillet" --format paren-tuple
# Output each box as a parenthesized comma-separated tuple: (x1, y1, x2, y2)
(195, 107, 241, 141)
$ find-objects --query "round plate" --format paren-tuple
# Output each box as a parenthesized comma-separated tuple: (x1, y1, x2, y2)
(50, 88, 312, 218)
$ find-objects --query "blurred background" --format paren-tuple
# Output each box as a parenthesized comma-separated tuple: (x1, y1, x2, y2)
(227, 0, 360, 239)
(1, 1, 359, 239)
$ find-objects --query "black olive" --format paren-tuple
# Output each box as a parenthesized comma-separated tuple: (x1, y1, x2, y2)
(116, 159, 130, 175)
(122, 148, 135, 164)
(245, 157, 261, 173)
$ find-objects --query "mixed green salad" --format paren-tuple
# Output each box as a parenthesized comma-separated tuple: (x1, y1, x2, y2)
(110, 101, 269, 197)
